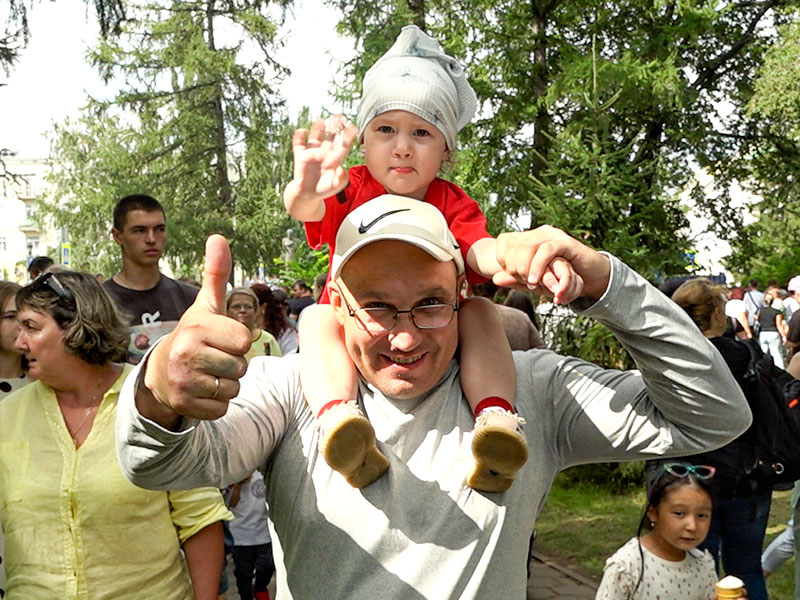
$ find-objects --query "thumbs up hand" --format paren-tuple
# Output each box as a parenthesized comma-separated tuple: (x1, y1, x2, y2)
(138, 235, 251, 428)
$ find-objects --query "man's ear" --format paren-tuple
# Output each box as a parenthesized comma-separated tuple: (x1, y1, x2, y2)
(328, 281, 347, 326)
(111, 227, 122, 245)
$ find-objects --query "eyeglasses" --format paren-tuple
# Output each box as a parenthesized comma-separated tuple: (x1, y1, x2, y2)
(229, 303, 255, 312)
(31, 272, 77, 312)
(339, 289, 459, 332)
(661, 463, 716, 480)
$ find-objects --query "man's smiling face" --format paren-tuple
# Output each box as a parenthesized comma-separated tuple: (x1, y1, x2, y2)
(330, 240, 462, 400)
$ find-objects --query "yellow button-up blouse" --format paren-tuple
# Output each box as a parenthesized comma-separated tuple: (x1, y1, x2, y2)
(0, 364, 232, 599)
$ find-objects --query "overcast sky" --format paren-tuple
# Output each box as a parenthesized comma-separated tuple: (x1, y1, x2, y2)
(0, 0, 354, 159)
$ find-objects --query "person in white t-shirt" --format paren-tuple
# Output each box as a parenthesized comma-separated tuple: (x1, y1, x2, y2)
(784, 276, 800, 322)
(227, 471, 274, 600)
(725, 287, 753, 340)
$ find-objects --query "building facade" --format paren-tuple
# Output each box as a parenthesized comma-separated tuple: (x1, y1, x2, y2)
(0, 157, 62, 283)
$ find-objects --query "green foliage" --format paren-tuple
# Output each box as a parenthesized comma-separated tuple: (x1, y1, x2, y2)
(327, 0, 797, 279)
(722, 18, 800, 284)
(41, 0, 294, 276)
(42, 113, 148, 275)
(559, 461, 647, 494)
(272, 244, 330, 288)
(542, 312, 634, 370)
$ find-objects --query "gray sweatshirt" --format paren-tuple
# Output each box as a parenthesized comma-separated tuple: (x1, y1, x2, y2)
(116, 255, 750, 600)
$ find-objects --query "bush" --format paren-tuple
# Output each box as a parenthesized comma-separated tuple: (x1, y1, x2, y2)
(537, 305, 635, 370)
(559, 461, 647, 494)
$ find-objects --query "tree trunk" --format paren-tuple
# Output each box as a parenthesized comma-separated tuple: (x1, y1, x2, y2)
(530, 0, 552, 229)
(407, 0, 425, 30)
(206, 0, 235, 281)
(206, 0, 233, 221)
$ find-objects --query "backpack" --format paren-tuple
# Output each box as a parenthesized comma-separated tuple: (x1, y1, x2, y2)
(738, 340, 800, 493)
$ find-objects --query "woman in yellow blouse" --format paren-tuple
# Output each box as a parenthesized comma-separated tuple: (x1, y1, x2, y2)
(226, 287, 282, 362)
(0, 271, 232, 599)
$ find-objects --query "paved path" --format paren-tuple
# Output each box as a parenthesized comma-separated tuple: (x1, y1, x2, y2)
(527, 552, 598, 600)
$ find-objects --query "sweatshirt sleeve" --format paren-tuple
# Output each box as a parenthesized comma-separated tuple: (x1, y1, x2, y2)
(116, 351, 303, 491)
(515, 254, 751, 468)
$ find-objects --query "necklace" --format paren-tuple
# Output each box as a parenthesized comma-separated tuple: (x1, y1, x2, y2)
(69, 405, 98, 443)
(61, 366, 120, 445)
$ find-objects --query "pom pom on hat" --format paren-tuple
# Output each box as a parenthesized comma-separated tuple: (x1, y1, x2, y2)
(356, 25, 477, 150)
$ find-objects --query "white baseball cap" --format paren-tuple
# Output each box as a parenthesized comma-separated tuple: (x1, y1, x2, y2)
(330, 195, 465, 280)
(788, 276, 800, 292)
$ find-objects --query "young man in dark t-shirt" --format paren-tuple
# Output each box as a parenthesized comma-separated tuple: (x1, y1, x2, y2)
(103, 194, 198, 363)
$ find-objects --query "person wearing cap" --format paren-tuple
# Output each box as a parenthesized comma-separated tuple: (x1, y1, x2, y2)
(784, 276, 800, 322)
(226, 287, 282, 362)
(116, 194, 749, 600)
(785, 278, 800, 366)
(283, 25, 579, 491)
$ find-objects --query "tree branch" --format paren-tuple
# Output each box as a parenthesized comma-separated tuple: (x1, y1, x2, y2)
(691, 0, 782, 92)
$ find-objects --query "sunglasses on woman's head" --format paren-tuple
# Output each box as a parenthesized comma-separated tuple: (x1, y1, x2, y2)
(662, 462, 716, 480)
(31, 272, 77, 312)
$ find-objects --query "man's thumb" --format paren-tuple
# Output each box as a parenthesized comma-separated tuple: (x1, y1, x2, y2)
(197, 234, 231, 314)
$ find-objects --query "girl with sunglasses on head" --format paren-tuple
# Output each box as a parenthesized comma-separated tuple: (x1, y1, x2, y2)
(647, 277, 771, 600)
(596, 463, 739, 600)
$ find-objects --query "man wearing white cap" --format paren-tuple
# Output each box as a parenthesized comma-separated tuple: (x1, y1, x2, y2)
(283, 25, 579, 493)
(116, 195, 750, 600)
(785, 276, 800, 365)
(784, 276, 800, 322)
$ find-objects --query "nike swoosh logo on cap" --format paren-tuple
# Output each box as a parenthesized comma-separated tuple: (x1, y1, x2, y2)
(358, 209, 411, 234)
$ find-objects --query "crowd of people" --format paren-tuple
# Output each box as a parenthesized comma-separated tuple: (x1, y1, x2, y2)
(1, 23, 796, 600)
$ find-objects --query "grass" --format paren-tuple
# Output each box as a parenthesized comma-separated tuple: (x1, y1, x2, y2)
(535, 471, 795, 599)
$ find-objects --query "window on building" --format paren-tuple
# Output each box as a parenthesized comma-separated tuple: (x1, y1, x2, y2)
(24, 176, 36, 198)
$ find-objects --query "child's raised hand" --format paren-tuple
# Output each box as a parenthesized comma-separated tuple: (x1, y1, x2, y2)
(289, 116, 358, 201)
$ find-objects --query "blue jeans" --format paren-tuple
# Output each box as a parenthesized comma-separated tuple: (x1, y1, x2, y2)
(700, 493, 771, 600)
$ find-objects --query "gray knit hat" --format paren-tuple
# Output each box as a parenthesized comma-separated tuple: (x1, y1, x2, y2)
(356, 25, 477, 151)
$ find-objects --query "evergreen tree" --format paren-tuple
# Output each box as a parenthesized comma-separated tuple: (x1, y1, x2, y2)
(327, 0, 797, 277)
(723, 19, 800, 284)
(42, 0, 296, 276)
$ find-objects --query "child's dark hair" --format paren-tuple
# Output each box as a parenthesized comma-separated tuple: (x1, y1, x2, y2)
(632, 463, 715, 596)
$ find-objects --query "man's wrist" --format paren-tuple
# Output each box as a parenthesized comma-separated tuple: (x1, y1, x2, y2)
(136, 353, 182, 430)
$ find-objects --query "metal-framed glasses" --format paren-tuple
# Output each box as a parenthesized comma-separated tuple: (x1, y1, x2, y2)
(229, 303, 256, 312)
(340, 292, 459, 332)
(661, 463, 716, 480)
(31, 272, 77, 312)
